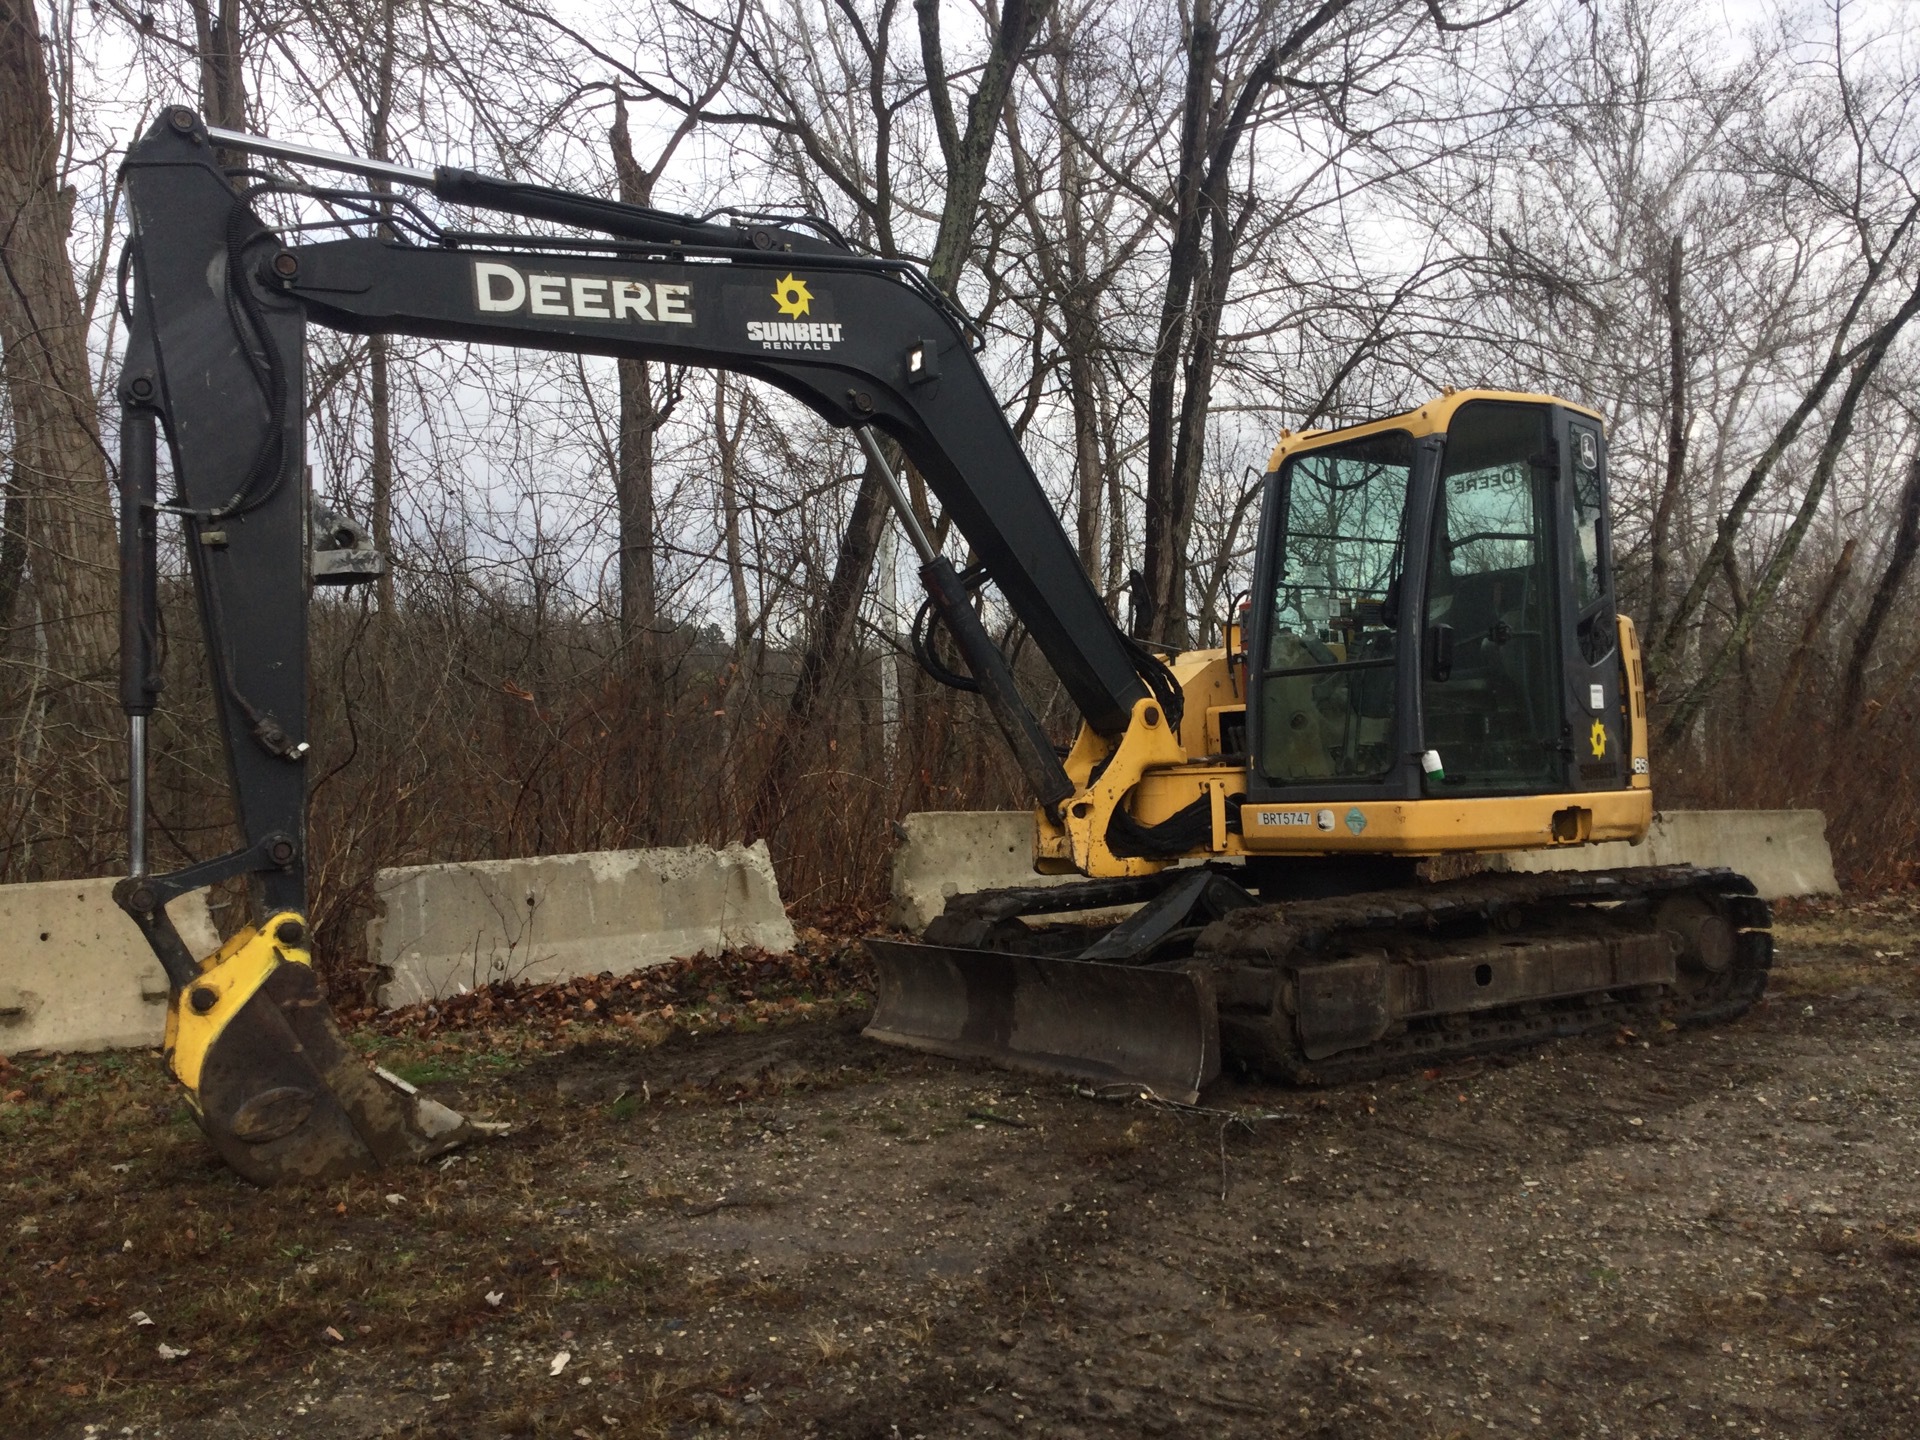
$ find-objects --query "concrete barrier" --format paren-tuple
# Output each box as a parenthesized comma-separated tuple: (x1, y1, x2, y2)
(1494, 809, 1837, 899)
(890, 810, 1078, 932)
(0, 879, 219, 1054)
(370, 841, 798, 1008)
(889, 807, 1838, 933)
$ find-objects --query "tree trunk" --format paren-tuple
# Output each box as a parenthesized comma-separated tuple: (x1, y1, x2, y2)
(1766, 537, 1854, 730)
(715, 375, 754, 660)
(743, 447, 893, 842)
(1644, 234, 1686, 668)
(1139, 1, 1217, 643)
(1138, 0, 1351, 645)
(0, 0, 118, 713)
(1002, 41, 1108, 585)
(712, 372, 758, 818)
(1841, 451, 1920, 723)
(610, 94, 662, 661)
(1104, 395, 1128, 602)
(1162, 137, 1250, 647)
(368, 340, 395, 613)
(188, 0, 247, 160)
(366, 0, 398, 616)
(0, 460, 26, 634)
(614, 354, 659, 652)
(1056, 144, 1104, 578)
(916, 0, 1053, 294)
(1720, 549, 1752, 726)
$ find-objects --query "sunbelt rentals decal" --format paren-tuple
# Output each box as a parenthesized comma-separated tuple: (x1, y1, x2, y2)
(746, 274, 842, 351)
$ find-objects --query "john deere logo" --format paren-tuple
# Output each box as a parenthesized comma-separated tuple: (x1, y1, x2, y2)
(771, 274, 812, 317)
(746, 273, 842, 351)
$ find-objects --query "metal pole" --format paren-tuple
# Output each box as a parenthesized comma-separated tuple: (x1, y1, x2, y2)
(120, 404, 160, 880)
(128, 717, 148, 877)
(205, 125, 436, 186)
(855, 427, 937, 565)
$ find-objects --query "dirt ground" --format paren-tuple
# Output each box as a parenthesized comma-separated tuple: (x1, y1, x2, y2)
(4, 899, 1918, 1439)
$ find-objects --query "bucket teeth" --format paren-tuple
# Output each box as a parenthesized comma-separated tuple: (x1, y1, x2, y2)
(863, 939, 1220, 1103)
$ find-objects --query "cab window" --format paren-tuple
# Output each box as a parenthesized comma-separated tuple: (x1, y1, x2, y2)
(1259, 430, 1412, 783)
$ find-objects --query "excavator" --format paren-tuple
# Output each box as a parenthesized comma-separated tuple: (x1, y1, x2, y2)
(111, 109, 1771, 1184)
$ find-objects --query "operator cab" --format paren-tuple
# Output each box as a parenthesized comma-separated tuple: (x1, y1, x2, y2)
(1244, 391, 1623, 810)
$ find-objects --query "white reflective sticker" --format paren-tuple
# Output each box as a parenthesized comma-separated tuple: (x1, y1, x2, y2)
(1589, 684, 1606, 710)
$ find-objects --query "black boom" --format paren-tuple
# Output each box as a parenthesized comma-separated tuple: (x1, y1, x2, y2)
(115, 108, 1156, 940)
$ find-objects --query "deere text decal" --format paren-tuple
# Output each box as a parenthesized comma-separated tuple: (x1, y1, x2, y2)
(472, 261, 692, 325)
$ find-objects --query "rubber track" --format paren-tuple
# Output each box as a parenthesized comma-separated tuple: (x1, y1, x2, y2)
(1200, 864, 1773, 1085)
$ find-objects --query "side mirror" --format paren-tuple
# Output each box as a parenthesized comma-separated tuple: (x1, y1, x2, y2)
(1427, 623, 1454, 682)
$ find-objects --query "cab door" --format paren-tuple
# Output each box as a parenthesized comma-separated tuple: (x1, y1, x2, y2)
(1419, 401, 1563, 794)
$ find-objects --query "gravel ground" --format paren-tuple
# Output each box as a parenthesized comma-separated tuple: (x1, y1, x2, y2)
(5, 897, 1917, 1438)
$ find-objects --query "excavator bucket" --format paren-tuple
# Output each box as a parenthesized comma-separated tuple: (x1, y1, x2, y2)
(863, 939, 1221, 1103)
(163, 912, 492, 1185)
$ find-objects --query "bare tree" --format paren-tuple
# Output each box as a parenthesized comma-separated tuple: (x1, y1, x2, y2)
(0, 0, 118, 712)
(608, 89, 672, 661)
(189, 0, 245, 126)
(1643, 233, 1686, 647)
(679, 0, 1057, 841)
(1138, 0, 1399, 646)
(1002, 0, 1163, 590)
(1839, 449, 1920, 724)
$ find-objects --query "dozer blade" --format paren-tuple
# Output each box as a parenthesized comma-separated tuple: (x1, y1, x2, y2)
(166, 912, 495, 1185)
(863, 939, 1220, 1103)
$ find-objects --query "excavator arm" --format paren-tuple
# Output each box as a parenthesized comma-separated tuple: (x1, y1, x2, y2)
(113, 108, 1193, 1181)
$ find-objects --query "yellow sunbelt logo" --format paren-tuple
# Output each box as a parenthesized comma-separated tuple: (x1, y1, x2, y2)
(748, 273, 843, 350)
(1590, 719, 1608, 758)
(772, 274, 812, 316)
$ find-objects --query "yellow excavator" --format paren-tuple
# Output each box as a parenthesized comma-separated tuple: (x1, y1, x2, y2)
(111, 110, 1769, 1183)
